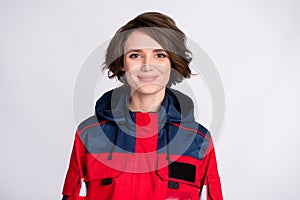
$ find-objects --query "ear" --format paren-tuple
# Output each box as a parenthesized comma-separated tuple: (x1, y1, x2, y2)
(120, 67, 125, 71)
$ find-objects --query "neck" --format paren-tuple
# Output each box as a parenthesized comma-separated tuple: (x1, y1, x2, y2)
(128, 88, 166, 112)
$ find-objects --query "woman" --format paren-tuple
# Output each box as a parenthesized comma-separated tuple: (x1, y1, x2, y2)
(62, 12, 223, 200)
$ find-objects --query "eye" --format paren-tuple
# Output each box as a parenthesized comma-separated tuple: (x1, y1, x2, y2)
(156, 53, 168, 58)
(129, 53, 140, 58)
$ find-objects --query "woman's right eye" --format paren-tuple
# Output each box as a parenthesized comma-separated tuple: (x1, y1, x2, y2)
(129, 53, 140, 58)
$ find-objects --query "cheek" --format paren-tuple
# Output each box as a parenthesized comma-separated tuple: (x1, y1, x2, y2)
(157, 65, 171, 76)
(124, 70, 134, 79)
(124, 71, 138, 87)
(124, 59, 142, 71)
(161, 60, 171, 74)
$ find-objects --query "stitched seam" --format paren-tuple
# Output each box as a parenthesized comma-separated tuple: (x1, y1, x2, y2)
(171, 122, 211, 141)
(78, 120, 110, 135)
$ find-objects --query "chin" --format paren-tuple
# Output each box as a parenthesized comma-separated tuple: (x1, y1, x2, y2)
(132, 84, 166, 95)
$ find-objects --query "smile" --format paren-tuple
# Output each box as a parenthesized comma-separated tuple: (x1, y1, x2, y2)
(137, 75, 159, 82)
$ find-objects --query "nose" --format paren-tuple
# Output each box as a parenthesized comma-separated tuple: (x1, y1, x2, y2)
(140, 54, 154, 72)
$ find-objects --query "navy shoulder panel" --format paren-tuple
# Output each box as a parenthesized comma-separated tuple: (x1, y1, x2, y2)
(77, 116, 116, 154)
(76, 115, 135, 154)
(169, 121, 211, 160)
(77, 115, 101, 133)
(196, 122, 211, 140)
(171, 121, 211, 140)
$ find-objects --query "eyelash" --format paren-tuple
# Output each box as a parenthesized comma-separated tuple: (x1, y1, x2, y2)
(128, 53, 167, 58)
(156, 53, 167, 58)
(129, 53, 140, 58)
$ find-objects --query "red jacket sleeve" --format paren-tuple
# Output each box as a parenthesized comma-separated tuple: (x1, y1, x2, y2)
(62, 131, 87, 199)
(201, 140, 223, 200)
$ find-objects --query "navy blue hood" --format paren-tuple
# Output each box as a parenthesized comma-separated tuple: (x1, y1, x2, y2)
(95, 86, 195, 125)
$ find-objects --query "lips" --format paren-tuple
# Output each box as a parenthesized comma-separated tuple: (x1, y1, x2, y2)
(137, 75, 159, 82)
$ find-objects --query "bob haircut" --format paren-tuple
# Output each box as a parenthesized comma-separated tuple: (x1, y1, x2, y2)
(104, 12, 192, 86)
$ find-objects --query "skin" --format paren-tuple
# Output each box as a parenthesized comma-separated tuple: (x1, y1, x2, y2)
(122, 30, 171, 112)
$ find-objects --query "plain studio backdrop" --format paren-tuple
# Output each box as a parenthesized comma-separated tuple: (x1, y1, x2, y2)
(0, 0, 299, 199)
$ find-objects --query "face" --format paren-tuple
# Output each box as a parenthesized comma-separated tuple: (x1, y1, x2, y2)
(122, 30, 171, 96)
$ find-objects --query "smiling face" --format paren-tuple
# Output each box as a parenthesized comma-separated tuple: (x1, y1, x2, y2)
(122, 30, 171, 96)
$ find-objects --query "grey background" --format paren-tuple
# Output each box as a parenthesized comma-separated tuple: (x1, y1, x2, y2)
(1, 0, 299, 199)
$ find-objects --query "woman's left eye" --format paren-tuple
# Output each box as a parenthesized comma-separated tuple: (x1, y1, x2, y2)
(156, 53, 167, 58)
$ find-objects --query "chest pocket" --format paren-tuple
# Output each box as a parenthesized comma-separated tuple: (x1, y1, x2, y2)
(156, 155, 203, 200)
(168, 161, 196, 183)
(84, 153, 127, 200)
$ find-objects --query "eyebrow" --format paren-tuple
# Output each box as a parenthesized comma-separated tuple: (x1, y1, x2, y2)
(125, 48, 167, 53)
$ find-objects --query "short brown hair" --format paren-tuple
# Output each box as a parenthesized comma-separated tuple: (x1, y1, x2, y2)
(104, 12, 192, 86)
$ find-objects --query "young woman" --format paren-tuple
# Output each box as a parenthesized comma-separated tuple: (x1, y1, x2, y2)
(62, 12, 223, 200)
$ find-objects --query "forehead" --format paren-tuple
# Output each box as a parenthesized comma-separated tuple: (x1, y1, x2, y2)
(124, 30, 163, 53)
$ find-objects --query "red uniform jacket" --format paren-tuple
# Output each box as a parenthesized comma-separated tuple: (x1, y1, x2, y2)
(62, 87, 223, 200)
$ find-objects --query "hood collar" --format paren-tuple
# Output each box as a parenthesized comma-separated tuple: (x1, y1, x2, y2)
(95, 86, 195, 126)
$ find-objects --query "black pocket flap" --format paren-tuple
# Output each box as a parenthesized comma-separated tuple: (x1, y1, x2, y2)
(156, 154, 201, 187)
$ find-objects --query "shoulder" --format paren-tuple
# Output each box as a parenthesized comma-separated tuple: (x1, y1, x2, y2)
(77, 115, 110, 135)
(169, 121, 212, 160)
(76, 87, 126, 135)
(171, 121, 211, 141)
